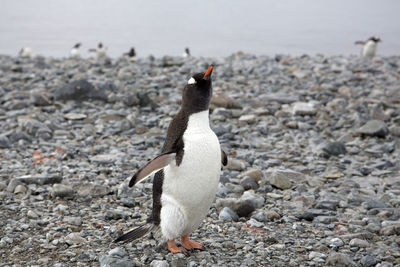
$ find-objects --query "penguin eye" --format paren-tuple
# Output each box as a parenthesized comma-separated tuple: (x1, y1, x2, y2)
(187, 77, 196, 85)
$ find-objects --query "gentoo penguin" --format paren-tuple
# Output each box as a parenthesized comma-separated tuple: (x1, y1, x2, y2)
(19, 47, 32, 58)
(183, 47, 191, 58)
(124, 47, 136, 62)
(70, 43, 81, 58)
(89, 42, 107, 59)
(114, 66, 228, 254)
(355, 37, 381, 58)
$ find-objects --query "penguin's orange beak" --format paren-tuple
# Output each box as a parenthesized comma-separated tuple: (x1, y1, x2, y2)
(203, 66, 213, 78)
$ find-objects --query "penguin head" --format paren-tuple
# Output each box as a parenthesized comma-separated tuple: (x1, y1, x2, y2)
(182, 66, 213, 112)
(98, 42, 103, 48)
(74, 43, 81, 48)
(129, 47, 136, 57)
(369, 37, 381, 43)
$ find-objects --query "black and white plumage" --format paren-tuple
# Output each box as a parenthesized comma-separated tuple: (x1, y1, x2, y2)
(124, 47, 136, 62)
(355, 36, 381, 58)
(89, 42, 107, 59)
(183, 47, 190, 58)
(114, 66, 228, 253)
(70, 43, 81, 58)
(19, 47, 32, 58)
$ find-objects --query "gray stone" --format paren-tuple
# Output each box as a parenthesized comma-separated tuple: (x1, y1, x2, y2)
(309, 251, 327, 260)
(349, 238, 369, 248)
(265, 210, 281, 220)
(329, 237, 344, 248)
(0, 135, 11, 148)
(247, 218, 264, 228)
(99, 254, 133, 267)
(7, 179, 22, 192)
(27, 210, 39, 219)
(292, 102, 318, 115)
(51, 184, 75, 198)
(241, 169, 264, 182)
(76, 183, 110, 197)
(326, 252, 356, 266)
(16, 174, 62, 185)
(315, 200, 339, 211)
(227, 158, 246, 171)
(108, 247, 127, 258)
(356, 120, 388, 138)
(251, 211, 269, 222)
(219, 207, 239, 222)
(64, 113, 87, 120)
(361, 255, 380, 267)
(65, 233, 86, 245)
(14, 184, 27, 194)
(265, 168, 301, 189)
(322, 141, 346, 156)
(240, 176, 259, 190)
(362, 200, 388, 210)
(63, 216, 82, 226)
(51, 79, 108, 102)
(31, 91, 52, 106)
(150, 260, 169, 267)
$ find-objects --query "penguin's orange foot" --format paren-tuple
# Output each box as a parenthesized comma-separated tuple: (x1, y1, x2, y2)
(167, 240, 183, 254)
(181, 234, 203, 250)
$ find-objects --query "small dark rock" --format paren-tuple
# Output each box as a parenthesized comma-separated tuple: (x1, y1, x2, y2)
(315, 200, 339, 211)
(356, 120, 389, 138)
(0, 135, 11, 148)
(122, 93, 139, 107)
(362, 200, 388, 210)
(51, 79, 108, 102)
(219, 207, 239, 222)
(322, 141, 346, 156)
(360, 255, 380, 267)
(240, 176, 259, 190)
(234, 199, 256, 217)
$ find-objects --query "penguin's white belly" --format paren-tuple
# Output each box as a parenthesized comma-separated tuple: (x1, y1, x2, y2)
(363, 41, 376, 58)
(160, 111, 221, 239)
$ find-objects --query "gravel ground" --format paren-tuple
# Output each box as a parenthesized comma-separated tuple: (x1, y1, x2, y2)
(0, 53, 399, 267)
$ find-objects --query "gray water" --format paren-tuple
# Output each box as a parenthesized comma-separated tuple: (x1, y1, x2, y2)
(0, 0, 399, 58)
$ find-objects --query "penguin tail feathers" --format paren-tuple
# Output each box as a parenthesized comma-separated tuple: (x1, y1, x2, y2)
(113, 224, 156, 243)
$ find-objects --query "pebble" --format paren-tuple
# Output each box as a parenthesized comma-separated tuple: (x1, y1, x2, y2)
(219, 207, 239, 222)
(349, 238, 369, 248)
(51, 184, 75, 198)
(326, 252, 356, 266)
(322, 141, 346, 156)
(356, 120, 389, 138)
(65, 233, 86, 245)
(292, 102, 318, 116)
(150, 260, 169, 267)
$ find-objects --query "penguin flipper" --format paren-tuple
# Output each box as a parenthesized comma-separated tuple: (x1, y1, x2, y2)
(355, 41, 365, 45)
(129, 152, 176, 187)
(113, 224, 156, 243)
(221, 149, 228, 166)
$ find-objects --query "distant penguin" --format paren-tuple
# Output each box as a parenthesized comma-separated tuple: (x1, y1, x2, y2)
(124, 47, 136, 62)
(114, 66, 228, 254)
(183, 47, 191, 58)
(70, 43, 81, 58)
(19, 47, 32, 58)
(355, 37, 381, 58)
(89, 42, 107, 59)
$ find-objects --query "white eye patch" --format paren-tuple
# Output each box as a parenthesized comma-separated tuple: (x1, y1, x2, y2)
(187, 77, 196, 85)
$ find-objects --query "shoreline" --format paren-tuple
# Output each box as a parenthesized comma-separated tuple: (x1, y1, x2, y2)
(0, 54, 399, 266)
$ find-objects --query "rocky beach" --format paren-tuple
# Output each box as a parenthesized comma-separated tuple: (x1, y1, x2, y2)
(0, 53, 399, 266)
